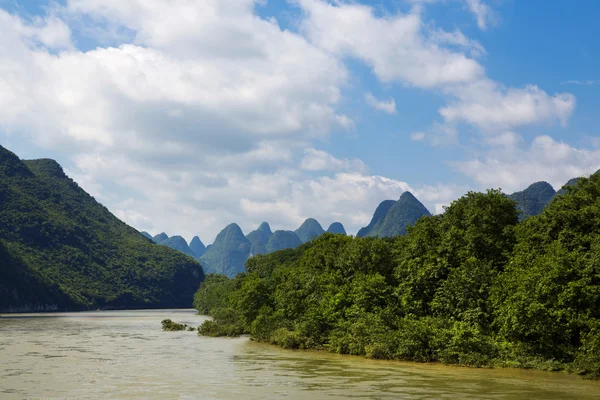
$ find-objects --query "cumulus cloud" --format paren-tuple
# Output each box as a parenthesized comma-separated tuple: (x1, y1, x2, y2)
(295, 0, 575, 140)
(300, 148, 366, 173)
(453, 135, 600, 193)
(0, 1, 582, 243)
(297, 0, 484, 88)
(440, 81, 576, 131)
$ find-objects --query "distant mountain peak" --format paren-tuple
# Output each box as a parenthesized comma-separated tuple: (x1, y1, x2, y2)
(153, 232, 169, 244)
(327, 222, 346, 235)
(295, 218, 325, 243)
(358, 193, 430, 238)
(216, 223, 246, 243)
(160, 236, 196, 258)
(356, 200, 395, 238)
(399, 191, 417, 201)
(509, 181, 556, 219)
(257, 222, 272, 234)
(247, 222, 273, 257)
(266, 230, 302, 253)
(190, 236, 206, 258)
(140, 231, 153, 240)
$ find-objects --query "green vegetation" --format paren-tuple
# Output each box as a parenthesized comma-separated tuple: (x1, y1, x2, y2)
(0, 145, 205, 312)
(161, 319, 196, 331)
(194, 182, 600, 379)
(509, 181, 556, 219)
(295, 218, 325, 243)
(326, 222, 347, 235)
(199, 223, 251, 277)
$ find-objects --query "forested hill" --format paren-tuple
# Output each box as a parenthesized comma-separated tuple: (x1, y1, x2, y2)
(0, 145, 205, 312)
(194, 178, 600, 379)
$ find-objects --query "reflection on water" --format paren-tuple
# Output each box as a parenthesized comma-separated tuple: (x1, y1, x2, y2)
(0, 310, 598, 399)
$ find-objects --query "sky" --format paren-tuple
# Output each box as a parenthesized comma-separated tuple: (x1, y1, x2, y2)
(1, 0, 599, 244)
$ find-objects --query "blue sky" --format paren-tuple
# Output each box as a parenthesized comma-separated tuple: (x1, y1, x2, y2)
(1, 0, 599, 242)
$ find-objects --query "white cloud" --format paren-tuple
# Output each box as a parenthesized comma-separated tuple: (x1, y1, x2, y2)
(297, 0, 484, 88)
(453, 135, 600, 193)
(295, 0, 576, 142)
(440, 81, 576, 131)
(0, 1, 585, 244)
(364, 93, 397, 114)
(300, 148, 366, 172)
(464, 0, 496, 30)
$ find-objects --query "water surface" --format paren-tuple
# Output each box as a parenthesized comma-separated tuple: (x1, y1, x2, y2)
(1, 309, 598, 399)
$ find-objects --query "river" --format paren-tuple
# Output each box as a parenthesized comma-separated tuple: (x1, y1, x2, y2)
(0, 309, 598, 399)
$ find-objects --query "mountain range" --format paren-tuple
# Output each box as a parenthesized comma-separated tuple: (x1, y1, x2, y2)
(152, 176, 593, 277)
(0, 145, 204, 312)
(149, 218, 347, 277)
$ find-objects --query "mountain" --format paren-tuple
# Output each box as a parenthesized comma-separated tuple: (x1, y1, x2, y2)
(295, 218, 325, 243)
(509, 181, 556, 219)
(356, 200, 396, 238)
(140, 231, 153, 240)
(266, 230, 303, 253)
(160, 236, 196, 258)
(189, 236, 206, 258)
(246, 222, 273, 256)
(326, 222, 346, 235)
(153, 232, 168, 244)
(0, 145, 204, 312)
(199, 223, 250, 278)
(370, 192, 431, 238)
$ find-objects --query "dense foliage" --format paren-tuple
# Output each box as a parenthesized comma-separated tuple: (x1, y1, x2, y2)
(0, 146, 205, 312)
(195, 184, 600, 378)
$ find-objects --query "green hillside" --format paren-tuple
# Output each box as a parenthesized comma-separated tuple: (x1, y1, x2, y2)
(0, 146, 204, 312)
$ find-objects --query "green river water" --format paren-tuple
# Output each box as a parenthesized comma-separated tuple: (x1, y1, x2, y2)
(0, 309, 598, 399)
